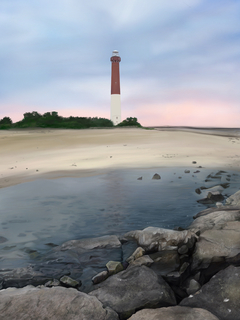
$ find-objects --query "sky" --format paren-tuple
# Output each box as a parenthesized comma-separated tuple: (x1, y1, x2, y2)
(0, 0, 240, 127)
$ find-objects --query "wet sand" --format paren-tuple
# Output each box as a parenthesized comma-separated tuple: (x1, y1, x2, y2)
(0, 127, 240, 188)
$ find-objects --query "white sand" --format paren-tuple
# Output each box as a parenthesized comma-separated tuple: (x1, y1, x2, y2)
(0, 127, 240, 188)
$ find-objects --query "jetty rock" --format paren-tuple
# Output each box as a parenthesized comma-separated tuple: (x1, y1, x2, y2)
(180, 265, 240, 320)
(89, 265, 176, 319)
(225, 190, 240, 206)
(123, 227, 197, 252)
(189, 207, 240, 233)
(0, 286, 119, 320)
(128, 306, 219, 320)
(187, 207, 240, 271)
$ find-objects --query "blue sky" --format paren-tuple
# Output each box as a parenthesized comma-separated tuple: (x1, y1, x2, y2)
(0, 0, 240, 126)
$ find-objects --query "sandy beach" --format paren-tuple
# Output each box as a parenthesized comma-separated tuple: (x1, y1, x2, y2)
(0, 127, 240, 188)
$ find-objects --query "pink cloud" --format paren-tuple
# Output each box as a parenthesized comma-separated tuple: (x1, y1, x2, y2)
(135, 100, 240, 127)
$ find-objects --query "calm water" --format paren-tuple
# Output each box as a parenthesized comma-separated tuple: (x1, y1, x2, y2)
(0, 167, 239, 268)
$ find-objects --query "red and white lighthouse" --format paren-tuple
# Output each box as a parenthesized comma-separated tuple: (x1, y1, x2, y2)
(110, 50, 121, 125)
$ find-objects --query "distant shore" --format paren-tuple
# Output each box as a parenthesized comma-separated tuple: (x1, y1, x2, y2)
(153, 126, 240, 137)
(0, 127, 240, 188)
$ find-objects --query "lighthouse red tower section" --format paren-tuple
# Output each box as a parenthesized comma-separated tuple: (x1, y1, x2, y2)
(110, 55, 121, 95)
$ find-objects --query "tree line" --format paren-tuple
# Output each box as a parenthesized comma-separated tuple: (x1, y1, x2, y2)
(0, 112, 141, 129)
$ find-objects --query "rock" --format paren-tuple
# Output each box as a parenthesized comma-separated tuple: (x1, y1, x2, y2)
(206, 173, 221, 180)
(189, 208, 240, 233)
(216, 202, 223, 207)
(59, 235, 121, 252)
(0, 236, 7, 244)
(164, 271, 181, 286)
(197, 198, 216, 204)
(92, 271, 109, 284)
(203, 185, 224, 194)
(149, 251, 180, 277)
(122, 261, 129, 269)
(179, 262, 190, 275)
(126, 247, 145, 264)
(184, 170, 190, 173)
(106, 261, 123, 275)
(193, 271, 201, 282)
(192, 161, 197, 164)
(44, 279, 60, 287)
(195, 188, 201, 194)
(89, 265, 176, 319)
(45, 242, 58, 247)
(60, 275, 81, 288)
(207, 191, 224, 202)
(186, 279, 201, 295)
(192, 206, 240, 220)
(216, 170, 227, 174)
(128, 255, 153, 268)
(191, 220, 240, 270)
(197, 190, 225, 204)
(173, 226, 185, 231)
(124, 227, 197, 252)
(152, 173, 161, 180)
(128, 306, 219, 320)
(0, 285, 119, 320)
(220, 183, 230, 189)
(181, 265, 240, 320)
(137, 177, 142, 180)
(178, 244, 188, 255)
(1, 266, 52, 288)
(225, 190, 240, 206)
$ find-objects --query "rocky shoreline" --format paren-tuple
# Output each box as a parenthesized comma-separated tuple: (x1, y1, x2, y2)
(0, 187, 240, 319)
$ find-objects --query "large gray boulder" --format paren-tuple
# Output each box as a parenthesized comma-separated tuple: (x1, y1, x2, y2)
(89, 265, 176, 319)
(180, 265, 240, 320)
(190, 220, 240, 270)
(124, 227, 196, 252)
(188, 209, 240, 234)
(0, 285, 119, 320)
(128, 306, 219, 320)
(225, 190, 240, 206)
(193, 206, 240, 220)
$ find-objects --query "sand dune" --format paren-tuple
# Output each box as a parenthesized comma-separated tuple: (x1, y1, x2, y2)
(0, 127, 240, 188)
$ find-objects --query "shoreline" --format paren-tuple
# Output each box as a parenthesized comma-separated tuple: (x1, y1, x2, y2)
(1, 127, 240, 189)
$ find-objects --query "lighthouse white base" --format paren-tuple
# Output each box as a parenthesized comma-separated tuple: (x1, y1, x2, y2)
(111, 94, 121, 125)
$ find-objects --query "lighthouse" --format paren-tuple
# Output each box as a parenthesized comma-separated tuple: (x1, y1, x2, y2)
(110, 50, 121, 125)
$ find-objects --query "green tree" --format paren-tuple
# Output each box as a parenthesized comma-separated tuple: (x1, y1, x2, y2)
(116, 117, 141, 127)
(0, 116, 12, 129)
(23, 111, 42, 120)
(13, 111, 114, 129)
(0, 117, 12, 125)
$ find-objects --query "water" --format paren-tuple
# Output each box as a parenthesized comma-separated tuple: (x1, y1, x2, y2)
(0, 167, 239, 268)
